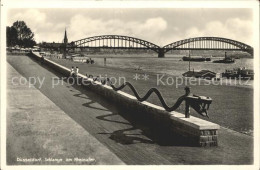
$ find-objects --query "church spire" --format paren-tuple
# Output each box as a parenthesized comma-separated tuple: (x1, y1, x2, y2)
(62, 28, 68, 59)
(63, 28, 68, 44)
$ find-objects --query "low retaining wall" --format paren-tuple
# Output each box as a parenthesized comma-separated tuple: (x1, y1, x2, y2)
(29, 52, 220, 147)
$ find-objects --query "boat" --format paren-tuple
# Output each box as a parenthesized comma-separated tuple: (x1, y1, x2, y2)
(222, 67, 254, 80)
(182, 56, 211, 62)
(213, 52, 235, 63)
(213, 58, 235, 63)
(183, 70, 216, 79)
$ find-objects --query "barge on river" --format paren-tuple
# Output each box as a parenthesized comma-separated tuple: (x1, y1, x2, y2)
(213, 52, 235, 63)
(222, 67, 254, 80)
(182, 56, 211, 62)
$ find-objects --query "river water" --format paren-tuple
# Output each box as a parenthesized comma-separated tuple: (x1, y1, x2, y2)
(91, 56, 253, 78)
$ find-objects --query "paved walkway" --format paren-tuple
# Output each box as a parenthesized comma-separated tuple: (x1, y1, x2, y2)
(7, 55, 253, 165)
(7, 63, 124, 165)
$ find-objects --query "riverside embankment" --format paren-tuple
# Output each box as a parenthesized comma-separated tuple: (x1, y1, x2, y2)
(48, 56, 253, 136)
(7, 54, 253, 164)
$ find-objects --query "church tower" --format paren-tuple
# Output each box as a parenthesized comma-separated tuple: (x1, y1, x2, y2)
(62, 28, 68, 58)
(63, 28, 68, 44)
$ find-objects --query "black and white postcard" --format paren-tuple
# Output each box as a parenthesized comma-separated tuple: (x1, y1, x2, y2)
(1, 0, 259, 170)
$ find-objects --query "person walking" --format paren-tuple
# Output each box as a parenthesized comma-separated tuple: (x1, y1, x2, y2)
(75, 67, 79, 76)
(70, 66, 75, 77)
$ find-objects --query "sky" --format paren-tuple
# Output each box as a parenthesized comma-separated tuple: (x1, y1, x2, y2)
(7, 8, 253, 46)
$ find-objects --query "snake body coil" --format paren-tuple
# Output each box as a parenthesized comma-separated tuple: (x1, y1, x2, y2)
(85, 75, 187, 112)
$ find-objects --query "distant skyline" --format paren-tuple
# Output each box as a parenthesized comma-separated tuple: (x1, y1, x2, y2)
(7, 8, 253, 46)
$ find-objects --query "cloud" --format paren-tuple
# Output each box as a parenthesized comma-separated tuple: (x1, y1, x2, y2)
(8, 9, 67, 42)
(68, 15, 167, 45)
(184, 18, 253, 45)
(7, 9, 253, 46)
(10, 9, 49, 31)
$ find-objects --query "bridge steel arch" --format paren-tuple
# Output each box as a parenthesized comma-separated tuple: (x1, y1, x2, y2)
(70, 35, 161, 53)
(162, 37, 253, 56)
(68, 36, 253, 58)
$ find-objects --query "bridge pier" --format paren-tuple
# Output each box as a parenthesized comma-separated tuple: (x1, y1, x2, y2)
(158, 48, 165, 58)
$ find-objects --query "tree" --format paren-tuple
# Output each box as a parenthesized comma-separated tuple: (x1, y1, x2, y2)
(6, 26, 18, 47)
(10, 21, 36, 47)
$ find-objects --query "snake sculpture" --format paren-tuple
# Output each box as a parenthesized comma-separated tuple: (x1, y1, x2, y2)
(85, 74, 212, 118)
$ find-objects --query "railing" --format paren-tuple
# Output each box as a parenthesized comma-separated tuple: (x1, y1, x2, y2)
(85, 74, 212, 118)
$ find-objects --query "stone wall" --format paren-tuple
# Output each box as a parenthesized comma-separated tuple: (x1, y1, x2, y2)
(28, 52, 220, 147)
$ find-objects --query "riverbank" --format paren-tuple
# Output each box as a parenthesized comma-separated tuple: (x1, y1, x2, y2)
(6, 54, 253, 165)
(47, 57, 253, 136)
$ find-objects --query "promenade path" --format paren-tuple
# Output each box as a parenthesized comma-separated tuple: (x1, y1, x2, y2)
(7, 54, 253, 165)
(7, 63, 124, 165)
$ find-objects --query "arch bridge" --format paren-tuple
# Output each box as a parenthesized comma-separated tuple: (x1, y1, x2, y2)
(69, 35, 253, 57)
(162, 37, 253, 57)
(70, 35, 160, 53)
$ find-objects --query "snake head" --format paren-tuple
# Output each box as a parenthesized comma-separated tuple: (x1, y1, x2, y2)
(186, 95, 212, 118)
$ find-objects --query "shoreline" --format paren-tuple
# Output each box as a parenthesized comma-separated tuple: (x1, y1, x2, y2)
(44, 56, 253, 136)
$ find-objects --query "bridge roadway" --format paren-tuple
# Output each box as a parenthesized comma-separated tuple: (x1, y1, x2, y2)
(7, 54, 253, 165)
